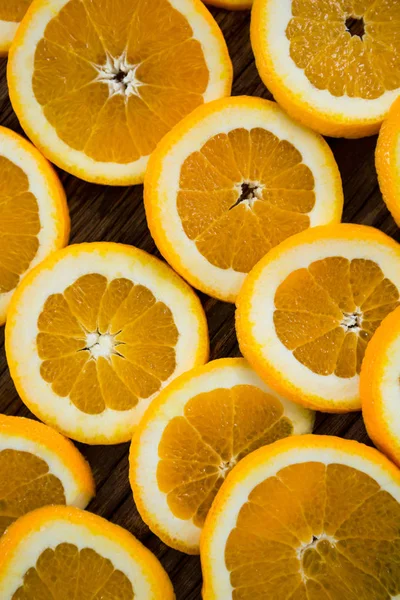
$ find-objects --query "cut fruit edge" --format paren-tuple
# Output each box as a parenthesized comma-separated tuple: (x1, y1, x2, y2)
(130, 357, 315, 554)
(200, 433, 400, 600)
(0, 126, 69, 325)
(361, 305, 400, 468)
(376, 96, 400, 227)
(0, 505, 175, 600)
(5, 242, 209, 445)
(204, 0, 252, 10)
(0, 20, 19, 56)
(250, 0, 400, 138)
(236, 223, 400, 413)
(145, 95, 343, 303)
(7, 0, 233, 185)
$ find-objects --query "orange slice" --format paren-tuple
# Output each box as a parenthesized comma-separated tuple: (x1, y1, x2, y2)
(8, 0, 232, 185)
(236, 224, 400, 412)
(5, 242, 208, 444)
(0, 414, 94, 536)
(0, 505, 174, 599)
(145, 96, 343, 302)
(201, 434, 400, 599)
(130, 358, 314, 554)
(0, 0, 31, 54)
(0, 126, 69, 325)
(376, 95, 400, 226)
(251, 0, 400, 138)
(361, 305, 400, 468)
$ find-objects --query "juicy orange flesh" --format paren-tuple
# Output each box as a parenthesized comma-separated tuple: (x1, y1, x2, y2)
(0, 449, 65, 536)
(287, 0, 400, 99)
(12, 542, 134, 599)
(178, 127, 315, 273)
(226, 462, 400, 599)
(32, 0, 209, 164)
(0, 0, 32, 22)
(274, 257, 399, 377)
(37, 274, 178, 414)
(0, 156, 40, 295)
(157, 385, 293, 527)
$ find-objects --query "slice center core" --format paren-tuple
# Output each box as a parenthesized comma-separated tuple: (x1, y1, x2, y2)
(85, 332, 116, 358)
(95, 53, 141, 99)
(231, 181, 263, 210)
(345, 16, 365, 39)
(341, 310, 363, 332)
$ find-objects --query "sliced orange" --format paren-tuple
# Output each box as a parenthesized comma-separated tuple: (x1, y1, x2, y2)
(0, 0, 31, 54)
(201, 434, 400, 599)
(145, 96, 343, 302)
(8, 0, 232, 185)
(236, 224, 400, 412)
(130, 358, 314, 554)
(0, 505, 174, 599)
(5, 242, 208, 444)
(251, 0, 400, 138)
(0, 414, 94, 536)
(376, 95, 400, 226)
(361, 305, 400, 468)
(0, 126, 69, 325)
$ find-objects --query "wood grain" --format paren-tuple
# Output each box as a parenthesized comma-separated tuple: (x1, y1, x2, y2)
(0, 6, 395, 598)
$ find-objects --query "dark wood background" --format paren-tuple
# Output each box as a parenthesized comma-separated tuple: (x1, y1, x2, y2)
(0, 6, 395, 599)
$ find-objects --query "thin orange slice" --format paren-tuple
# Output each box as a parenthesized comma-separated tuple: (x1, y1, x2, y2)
(251, 0, 400, 137)
(236, 224, 400, 412)
(5, 242, 208, 444)
(376, 95, 400, 227)
(130, 358, 314, 554)
(145, 96, 343, 302)
(201, 434, 400, 600)
(0, 126, 69, 325)
(8, 0, 232, 184)
(0, 505, 174, 599)
(0, 414, 94, 536)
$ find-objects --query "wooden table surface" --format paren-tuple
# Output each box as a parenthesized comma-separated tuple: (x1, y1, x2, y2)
(0, 6, 395, 599)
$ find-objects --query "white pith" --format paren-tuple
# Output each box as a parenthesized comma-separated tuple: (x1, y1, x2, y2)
(150, 100, 342, 300)
(6, 246, 206, 443)
(9, 0, 230, 183)
(94, 52, 143, 99)
(0, 130, 66, 322)
(258, 0, 400, 121)
(0, 20, 18, 53)
(202, 443, 400, 598)
(243, 237, 400, 408)
(132, 359, 314, 551)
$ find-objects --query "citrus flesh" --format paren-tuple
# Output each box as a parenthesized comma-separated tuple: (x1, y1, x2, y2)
(251, 0, 400, 137)
(145, 96, 343, 302)
(0, 415, 94, 536)
(6, 243, 208, 444)
(8, 0, 232, 184)
(0, 506, 174, 599)
(0, 126, 69, 325)
(130, 358, 314, 553)
(201, 435, 400, 599)
(236, 224, 400, 411)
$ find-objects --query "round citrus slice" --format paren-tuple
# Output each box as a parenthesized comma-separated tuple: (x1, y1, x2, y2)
(130, 357, 314, 554)
(0, 505, 174, 599)
(251, 0, 400, 138)
(145, 96, 343, 302)
(201, 434, 400, 600)
(0, 0, 31, 55)
(236, 224, 400, 412)
(5, 242, 209, 445)
(0, 414, 94, 536)
(361, 305, 400, 468)
(0, 126, 69, 326)
(8, 0, 232, 185)
(376, 95, 400, 227)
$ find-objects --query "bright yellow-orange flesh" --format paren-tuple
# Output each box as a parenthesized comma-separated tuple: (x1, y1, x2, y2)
(226, 462, 400, 599)
(0, 0, 32, 22)
(32, 0, 209, 163)
(12, 542, 134, 599)
(286, 0, 400, 99)
(0, 449, 65, 536)
(274, 257, 399, 377)
(178, 127, 314, 273)
(0, 156, 40, 294)
(157, 385, 293, 527)
(37, 274, 178, 414)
